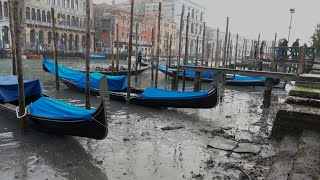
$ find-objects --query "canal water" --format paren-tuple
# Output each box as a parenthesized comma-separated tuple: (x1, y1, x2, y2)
(0, 58, 290, 179)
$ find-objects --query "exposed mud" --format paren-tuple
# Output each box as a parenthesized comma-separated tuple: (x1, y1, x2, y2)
(0, 59, 291, 179)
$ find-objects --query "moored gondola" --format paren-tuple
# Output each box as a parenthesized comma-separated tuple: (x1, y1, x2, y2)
(43, 59, 218, 109)
(157, 64, 280, 86)
(0, 75, 108, 140)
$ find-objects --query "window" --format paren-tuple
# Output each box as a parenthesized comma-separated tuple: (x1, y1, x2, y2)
(26, 7, 30, 20)
(76, 0, 79, 10)
(48, 0, 51, 4)
(53, 0, 55, 5)
(3, 2, 8, 17)
(31, 8, 36, 20)
(66, 0, 70, 8)
(42, 10, 46, 22)
(37, 9, 41, 21)
(71, 0, 74, 9)
(58, 0, 60, 6)
(48, 32, 52, 44)
(71, 16, 75, 26)
(0, 2, 2, 17)
(83, 2, 85, 11)
(62, 0, 65, 7)
(67, 15, 70, 26)
(47, 11, 51, 23)
(76, 17, 79, 27)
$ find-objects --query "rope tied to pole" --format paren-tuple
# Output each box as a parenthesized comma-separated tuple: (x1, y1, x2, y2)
(15, 107, 27, 119)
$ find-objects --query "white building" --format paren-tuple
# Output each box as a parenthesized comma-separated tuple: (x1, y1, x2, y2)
(0, 0, 94, 52)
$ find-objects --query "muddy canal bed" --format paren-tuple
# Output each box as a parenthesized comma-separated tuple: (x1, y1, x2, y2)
(0, 59, 290, 179)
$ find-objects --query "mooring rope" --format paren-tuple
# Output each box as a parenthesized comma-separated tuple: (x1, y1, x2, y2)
(15, 107, 27, 119)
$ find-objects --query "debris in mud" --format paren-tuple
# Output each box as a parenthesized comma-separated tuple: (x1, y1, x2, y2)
(141, 132, 150, 136)
(123, 138, 130, 141)
(96, 160, 103, 165)
(204, 157, 215, 170)
(190, 171, 204, 180)
(226, 115, 232, 118)
(161, 125, 185, 131)
(207, 136, 237, 151)
(233, 143, 262, 154)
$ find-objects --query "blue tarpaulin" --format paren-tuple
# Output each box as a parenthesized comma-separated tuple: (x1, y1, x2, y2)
(43, 59, 127, 91)
(27, 97, 94, 120)
(229, 75, 266, 82)
(158, 64, 214, 79)
(0, 76, 43, 102)
(140, 88, 208, 100)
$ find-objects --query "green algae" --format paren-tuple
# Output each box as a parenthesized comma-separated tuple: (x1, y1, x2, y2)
(292, 86, 320, 94)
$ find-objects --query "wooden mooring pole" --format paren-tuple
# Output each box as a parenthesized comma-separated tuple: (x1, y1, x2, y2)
(155, 2, 161, 88)
(168, 34, 172, 68)
(234, 34, 239, 69)
(116, 24, 119, 75)
(127, 0, 134, 103)
(85, 0, 91, 109)
(195, 36, 199, 65)
(111, 22, 115, 75)
(51, 8, 59, 90)
(222, 17, 229, 67)
(194, 71, 201, 92)
(176, 4, 185, 89)
(8, 0, 16, 75)
(13, 0, 26, 129)
(201, 22, 206, 66)
(182, 13, 190, 91)
(226, 32, 231, 67)
(151, 28, 154, 86)
(263, 78, 273, 108)
(171, 70, 178, 90)
(135, 23, 139, 82)
(210, 42, 215, 67)
(165, 34, 169, 80)
(215, 28, 219, 67)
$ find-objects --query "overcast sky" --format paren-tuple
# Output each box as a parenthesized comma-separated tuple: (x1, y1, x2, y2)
(93, 0, 320, 46)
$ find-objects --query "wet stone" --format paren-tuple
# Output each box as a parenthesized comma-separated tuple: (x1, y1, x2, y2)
(207, 136, 238, 151)
(233, 143, 261, 154)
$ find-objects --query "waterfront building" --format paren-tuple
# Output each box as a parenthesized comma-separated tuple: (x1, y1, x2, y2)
(0, 0, 94, 52)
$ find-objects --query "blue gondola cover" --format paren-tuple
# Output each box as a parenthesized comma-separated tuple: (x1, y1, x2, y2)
(44, 60, 127, 91)
(27, 97, 94, 120)
(229, 75, 266, 82)
(140, 88, 208, 100)
(0, 76, 43, 102)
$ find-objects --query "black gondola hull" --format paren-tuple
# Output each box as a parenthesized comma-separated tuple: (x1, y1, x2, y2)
(0, 97, 108, 140)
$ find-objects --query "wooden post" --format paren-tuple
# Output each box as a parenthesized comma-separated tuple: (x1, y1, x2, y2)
(168, 34, 172, 68)
(127, 0, 134, 103)
(271, 33, 277, 72)
(51, 8, 59, 90)
(195, 36, 199, 65)
(234, 34, 239, 69)
(194, 71, 201, 92)
(255, 33, 260, 69)
(201, 22, 206, 66)
(135, 23, 139, 82)
(222, 17, 229, 67)
(8, 0, 16, 75)
(151, 28, 154, 86)
(226, 32, 231, 67)
(263, 78, 273, 108)
(171, 70, 178, 90)
(13, 0, 26, 129)
(297, 46, 305, 76)
(215, 28, 219, 67)
(155, 2, 161, 88)
(111, 19, 115, 75)
(210, 42, 215, 67)
(116, 24, 119, 75)
(176, 4, 185, 89)
(244, 39, 247, 59)
(182, 13, 190, 92)
(85, 0, 91, 109)
(241, 39, 245, 59)
(206, 41, 209, 67)
(165, 34, 169, 79)
(229, 41, 233, 67)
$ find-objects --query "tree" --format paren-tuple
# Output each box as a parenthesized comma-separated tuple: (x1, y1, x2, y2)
(311, 24, 320, 55)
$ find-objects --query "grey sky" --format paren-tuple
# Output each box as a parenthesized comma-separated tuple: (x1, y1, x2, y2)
(93, 0, 320, 45)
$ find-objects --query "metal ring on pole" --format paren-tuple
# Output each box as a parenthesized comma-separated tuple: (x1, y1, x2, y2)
(15, 107, 27, 119)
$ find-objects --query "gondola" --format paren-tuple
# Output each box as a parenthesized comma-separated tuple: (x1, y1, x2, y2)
(0, 75, 108, 140)
(72, 61, 150, 76)
(43, 59, 218, 109)
(157, 64, 280, 86)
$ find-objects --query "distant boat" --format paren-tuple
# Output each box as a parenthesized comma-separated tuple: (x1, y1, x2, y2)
(43, 59, 218, 109)
(0, 75, 108, 140)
